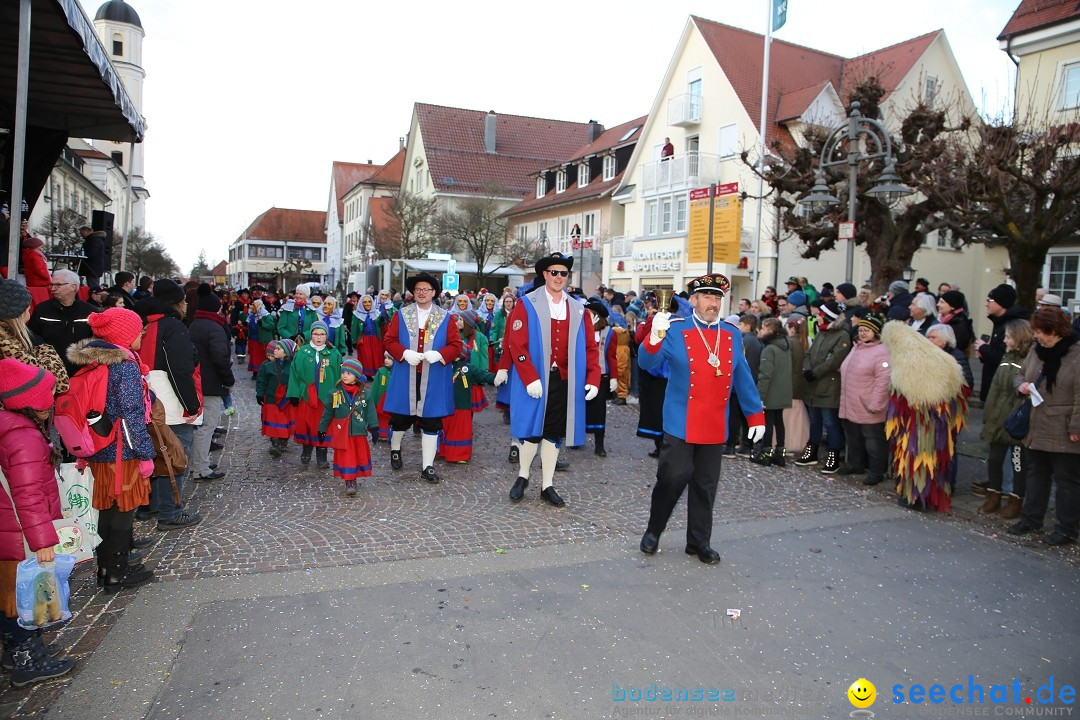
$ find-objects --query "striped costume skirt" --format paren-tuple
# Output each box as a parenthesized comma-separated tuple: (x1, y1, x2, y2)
(293, 384, 332, 447)
(331, 434, 372, 481)
(247, 340, 267, 373)
(437, 409, 474, 463)
(261, 386, 294, 438)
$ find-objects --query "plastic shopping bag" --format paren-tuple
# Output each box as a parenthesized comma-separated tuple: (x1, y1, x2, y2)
(15, 555, 75, 629)
(54, 463, 101, 564)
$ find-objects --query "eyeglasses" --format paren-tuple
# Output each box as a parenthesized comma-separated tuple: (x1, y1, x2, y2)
(547, 269, 570, 277)
(48, 282, 75, 288)
(414, 287, 435, 293)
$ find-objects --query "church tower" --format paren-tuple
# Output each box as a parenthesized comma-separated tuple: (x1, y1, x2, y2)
(93, 0, 148, 231)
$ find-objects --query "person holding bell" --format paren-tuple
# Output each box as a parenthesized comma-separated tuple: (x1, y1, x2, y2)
(638, 273, 766, 564)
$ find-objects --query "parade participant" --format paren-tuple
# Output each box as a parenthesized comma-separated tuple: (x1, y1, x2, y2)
(229, 288, 251, 361)
(351, 294, 383, 379)
(247, 297, 272, 379)
(490, 294, 514, 368)
(584, 298, 619, 457)
(343, 291, 359, 352)
(611, 321, 632, 405)
(367, 353, 393, 442)
(383, 272, 462, 484)
(638, 273, 765, 564)
(505, 253, 600, 507)
(319, 358, 377, 497)
(438, 310, 495, 464)
(286, 321, 342, 468)
(476, 292, 499, 363)
(453, 294, 473, 314)
(635, 293, 691, 458)
(70, 308, 156, 591)
(276, 284, 320, 344)
(318, 296, 350, 356)
(256, 338, 296, 457)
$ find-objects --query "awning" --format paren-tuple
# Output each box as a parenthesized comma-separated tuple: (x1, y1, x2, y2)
(402, 259, 524, 277)
(0, 0, 146, 141)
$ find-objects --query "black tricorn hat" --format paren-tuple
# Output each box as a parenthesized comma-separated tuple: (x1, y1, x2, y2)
(405, 271, 441, 295)
(534, 252, 574, 275)
(584, 297, 609, 318)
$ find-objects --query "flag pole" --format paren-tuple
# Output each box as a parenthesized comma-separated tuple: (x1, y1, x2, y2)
(751, 0, 776, 301)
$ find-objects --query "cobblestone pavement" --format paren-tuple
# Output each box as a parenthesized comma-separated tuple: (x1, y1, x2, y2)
(2, 364, 1076, 716)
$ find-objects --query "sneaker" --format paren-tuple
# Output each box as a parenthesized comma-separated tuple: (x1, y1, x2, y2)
(626, 396, 639, 405)
(794, 444, 818, 467)
(721, 446, 737, 459)
(611, 397, 627, 406)
(821, 451, 840, 474)
(193, 470, 225, 482)
(209, 442, 224, 452)
(157, 512, 202, 531)
(224, 406, 237, 416)
(134, 507, 157, 521)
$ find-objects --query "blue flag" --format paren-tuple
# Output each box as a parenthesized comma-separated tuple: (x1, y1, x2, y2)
(772, 0, 787, 31)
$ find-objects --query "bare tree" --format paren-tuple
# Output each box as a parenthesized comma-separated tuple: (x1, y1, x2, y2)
(115, 228, 179, 278)
(272, 257, 313, 293)
(33, 208, 87, 254)
(437, 184, 515, 289)
(369, 189, 439, 260)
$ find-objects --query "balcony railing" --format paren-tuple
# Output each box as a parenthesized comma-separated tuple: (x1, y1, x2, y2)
(640, 151, 721, 195)
(667, 93, 702, 126)
(545, 235, 600, 256)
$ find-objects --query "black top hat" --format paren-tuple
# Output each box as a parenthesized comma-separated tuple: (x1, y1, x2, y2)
(405, 272, 441, 295)
(584, 297, 609, 318)
(534, 252, 574, 275)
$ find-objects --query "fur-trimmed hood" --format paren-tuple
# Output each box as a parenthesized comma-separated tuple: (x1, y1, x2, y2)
(881, 321, 962, 407)
(66, 338, 133, 367)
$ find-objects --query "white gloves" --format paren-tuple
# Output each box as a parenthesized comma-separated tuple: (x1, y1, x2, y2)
(650, 312, 671, 343)
(747, 425, 766, 443)
(609, 378, 619, 393)
(402, 349, 423, 366)
(584, 385, 599, 401)
(423, 350, 444, 365)
(526, 379, 543, 398)
(494, 369, 508, 387)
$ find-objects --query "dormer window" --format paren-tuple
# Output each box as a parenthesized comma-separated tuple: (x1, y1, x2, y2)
(578, 162, 590, 188)
(602, 155, 617, 181)
(556, 170, 567, 193)
(536, 176, 546, 198)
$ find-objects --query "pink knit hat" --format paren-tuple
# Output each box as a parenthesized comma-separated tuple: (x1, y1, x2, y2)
(0, 359, 57, 411)
(88, 307, 143, 348)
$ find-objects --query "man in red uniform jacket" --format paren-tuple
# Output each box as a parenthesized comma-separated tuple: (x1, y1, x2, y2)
(638, 273, 765, 565)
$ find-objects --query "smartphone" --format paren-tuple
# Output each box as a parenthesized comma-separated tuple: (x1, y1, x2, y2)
(980, 334, 990, 343)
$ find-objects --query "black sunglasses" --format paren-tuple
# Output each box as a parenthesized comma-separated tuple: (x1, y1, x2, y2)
(547, 269, 570, 277)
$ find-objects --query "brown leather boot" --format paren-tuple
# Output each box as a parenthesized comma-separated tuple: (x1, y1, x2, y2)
(997, 493, 1023, 520)
(977, 489, 1001, 515)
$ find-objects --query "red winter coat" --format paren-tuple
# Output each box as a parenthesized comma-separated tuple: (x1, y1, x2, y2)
(0, 410, 61, 560)
(21, 247, 51, 288)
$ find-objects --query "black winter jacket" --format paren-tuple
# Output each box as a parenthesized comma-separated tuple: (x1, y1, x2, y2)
(189, 311, 235, 397)
(976, 304, 1030, 402)
(27, 298, 98, 377)
(134, 297, 201, 416)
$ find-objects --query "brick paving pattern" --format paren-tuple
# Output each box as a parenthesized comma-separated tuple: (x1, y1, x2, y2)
(1, 365, 1075, 716)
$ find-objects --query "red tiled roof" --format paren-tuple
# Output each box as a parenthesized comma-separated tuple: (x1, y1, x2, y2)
(415, 103, 595, 196)
(999, 0, 1080, 40)
(775, 82, 832, 122)
(693, 17, 940, 150)
(73, 149, 112, 161)
(209, 260, 228, 276)
(361, 148, 406, 187)
(332, 161, 379, 220)
(566, 116, 647, 162)
(244, 208, 327, 244)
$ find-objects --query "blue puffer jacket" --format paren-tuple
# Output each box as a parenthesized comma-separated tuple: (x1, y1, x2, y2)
(67, 340, 155, 462)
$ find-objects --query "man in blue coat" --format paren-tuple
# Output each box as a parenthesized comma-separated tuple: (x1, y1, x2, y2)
(383, 272, 462, 484)
(505, 253, 600, 506)
(638, 273, 765, 565)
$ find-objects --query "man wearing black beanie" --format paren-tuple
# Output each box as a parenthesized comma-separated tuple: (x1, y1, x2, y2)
(975, 283, 1029, 403)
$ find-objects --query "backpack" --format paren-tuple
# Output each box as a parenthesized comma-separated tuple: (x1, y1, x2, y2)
(53, 362, 117, 457)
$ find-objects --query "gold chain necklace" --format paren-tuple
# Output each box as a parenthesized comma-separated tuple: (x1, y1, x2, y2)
(692, 314, 724, 376)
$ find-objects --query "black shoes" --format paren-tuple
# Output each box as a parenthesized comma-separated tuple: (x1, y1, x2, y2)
(509, 477, 528, 502)
(130, 535, 155, 549)
(345, 480, 358, 497)
(209, 442, 224, 452)
(422, 466, 440, 484)
(316, 448, 330, 470)
(390, 450, 403, 470)
(721, 446, 737, 459)
(301, 446, 313, 465)
(640, 532, 660, 555)
(836, 465, 866, 476)
(540, 487, 565, 507)
(193, 470, 225, 482)
(555, 458, 569, 472)
(794, 443, 818, 466)
(1042, 531, 1075, 546)
(1008, 519, 1041, 535)
(685, 544, 721, 564)
(770, 449, 786, 467)
(133, 507, 156, 521)
(821, 451, 840, 474)
(102, 554, 154, 595)
(863, 475, 885, 486)
(648, 448, 661, 459)
(508, 445, 519, 464)
(157, 512, 202, 531)
(612, 397, 627, 405)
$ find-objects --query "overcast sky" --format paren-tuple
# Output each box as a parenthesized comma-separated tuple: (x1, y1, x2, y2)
(103, 0, 1020, 273)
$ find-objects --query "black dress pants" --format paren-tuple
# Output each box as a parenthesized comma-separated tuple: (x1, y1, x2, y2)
(647, 434, 726, 547)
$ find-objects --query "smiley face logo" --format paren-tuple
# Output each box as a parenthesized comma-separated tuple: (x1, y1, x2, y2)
(847, 678, 876, 709)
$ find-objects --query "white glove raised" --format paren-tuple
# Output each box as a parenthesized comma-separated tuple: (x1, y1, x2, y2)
(494, 369, 508, 387)
(609, 378, 619, 393)
(402, 349, 423, 366)
(746, 425, 766, 443)
(526, 379, 543, 398)
(423, 350, 444, 365)
(584, 384, 599, 401)
(650, 312, 671, 343)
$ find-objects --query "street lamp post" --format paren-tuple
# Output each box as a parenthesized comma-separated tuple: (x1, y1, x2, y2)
(800, 101, 913, 283)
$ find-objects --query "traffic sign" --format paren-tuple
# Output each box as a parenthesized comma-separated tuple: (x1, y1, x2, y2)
(443, 273, 459, 292)
(447, 259, 457, 275)
(838, 221, 855, 240)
